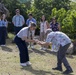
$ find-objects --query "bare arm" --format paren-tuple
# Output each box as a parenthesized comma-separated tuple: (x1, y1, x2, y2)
(46, 21, 50, 28)
(35, 40, 52, 46)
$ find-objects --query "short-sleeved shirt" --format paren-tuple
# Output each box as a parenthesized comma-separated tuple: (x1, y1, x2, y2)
(46, 31, 71, 47)
(12, 15, 25, 27)
(0, 20, 8, 27)
(17, 27, 34, 40)
(50, 22, 59, 31)
(26, 18, 36, 26)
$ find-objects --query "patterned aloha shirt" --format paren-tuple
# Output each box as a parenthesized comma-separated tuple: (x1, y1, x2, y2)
(46, 31, 71, 50)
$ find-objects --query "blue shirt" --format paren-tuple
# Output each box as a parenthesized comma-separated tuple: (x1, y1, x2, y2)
(26, 18, 36, 26)
(0, 20, 8, 27)
(12, 15, 25, 27)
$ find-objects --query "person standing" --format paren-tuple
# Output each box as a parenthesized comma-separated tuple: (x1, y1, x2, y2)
(12, 9, 25, 34)
(50, 17, 61, 31)
(12, 9, 25, 43)
(0, 14, 8, 46)
(26, 13, 36, 26)
(14, 22, 36, 66)
(36, 31, 73, 74)
(40, 15, 50, 50)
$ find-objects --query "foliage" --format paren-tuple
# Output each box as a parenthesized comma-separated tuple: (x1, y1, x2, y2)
(0, 0, 76, 38)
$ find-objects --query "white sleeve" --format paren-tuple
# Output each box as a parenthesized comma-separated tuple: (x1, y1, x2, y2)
(22, 29, 28, 37)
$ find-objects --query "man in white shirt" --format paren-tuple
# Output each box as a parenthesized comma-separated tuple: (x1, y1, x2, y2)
(36, 31, 73, 74)
(14, 22, 36, 66)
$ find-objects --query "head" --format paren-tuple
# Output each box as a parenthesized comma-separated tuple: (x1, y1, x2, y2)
(45, 29, 52, 36)
(41, 15, 46, 22)
(15, 9, 20, 15)
(28, 13, 33, 19)
(51, 17, 57, 23)
(29, 22, 36, 31)
(2, 14, 6, 20)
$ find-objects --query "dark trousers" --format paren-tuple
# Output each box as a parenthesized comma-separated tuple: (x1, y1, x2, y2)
(14, 36, 29, 63)
(14, 26, 23, 34)
(57, 43, 72, 70)
(0, 27, 7, 45)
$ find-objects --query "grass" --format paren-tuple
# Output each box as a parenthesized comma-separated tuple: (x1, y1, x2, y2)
(0, 33, 76, 75)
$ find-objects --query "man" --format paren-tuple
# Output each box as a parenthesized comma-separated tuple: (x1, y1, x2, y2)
(50, 17, 61, 52)
(36, 30, 73, 74)
(26, 13, 36, 26)
(12, 9, 25, 34)
(26, 13, 36, 48)
(14, 22, 36, 66)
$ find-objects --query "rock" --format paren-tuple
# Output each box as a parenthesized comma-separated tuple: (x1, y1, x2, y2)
(66, 43, 74, 54)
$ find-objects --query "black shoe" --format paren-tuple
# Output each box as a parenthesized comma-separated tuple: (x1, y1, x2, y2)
(63, 69, 73, 74)
(52, 67, 62, 71)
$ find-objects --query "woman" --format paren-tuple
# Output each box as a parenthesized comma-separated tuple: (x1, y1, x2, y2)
(40, 15, 50, 50)
(50, 17, 60, 31)
(14, 22, 36, 66)
(0, 14, 8, 46)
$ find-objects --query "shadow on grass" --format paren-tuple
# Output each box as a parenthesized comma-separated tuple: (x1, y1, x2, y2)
(1, 46, 13, 52)
(61, 73, 74, 75)
(31, 48, 57, 56)
(31, 48, 74, 59)
(30, 48, 46, 55)
(21, 66, 55, 75)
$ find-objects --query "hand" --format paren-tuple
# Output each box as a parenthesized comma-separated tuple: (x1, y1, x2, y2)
(34, 39, 39, 43)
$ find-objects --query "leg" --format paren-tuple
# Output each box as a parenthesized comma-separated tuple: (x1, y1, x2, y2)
(0, 28, 2, 45)
(1, 27, 7, 45)
(57, 44, 73, 74)
(53, 43, 73, 72)
(14, 36, 29, 63)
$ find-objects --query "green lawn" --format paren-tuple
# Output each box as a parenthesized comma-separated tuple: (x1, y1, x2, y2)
(0, 38, 76, 75)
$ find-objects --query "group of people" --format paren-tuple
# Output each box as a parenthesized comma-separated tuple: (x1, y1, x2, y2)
(0, 8, 73, 74)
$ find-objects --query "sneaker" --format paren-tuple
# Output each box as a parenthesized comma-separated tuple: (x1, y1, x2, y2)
(40, 47, 43, 50)
(31, 46, 34, 49)
(26, 61, 32, 66)
(52, 67, 62, 71)
(51, 49, 54, 52)
(53, 50, 58, 52)
(20, 63, 27, 66)
(42, 47, 47, 50)
(0, 45, 6, 47)
(63, 69, 73, 74)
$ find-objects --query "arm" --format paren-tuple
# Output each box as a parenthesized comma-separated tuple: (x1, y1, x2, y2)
(46, 21, 50, 28)
(22, 16, 25, 25)
(35, 40, 52, 46)
(26, 19, 29, 26)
